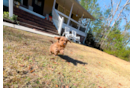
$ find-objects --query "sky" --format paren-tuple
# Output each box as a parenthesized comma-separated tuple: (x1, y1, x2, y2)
(96, 0, 130, 32)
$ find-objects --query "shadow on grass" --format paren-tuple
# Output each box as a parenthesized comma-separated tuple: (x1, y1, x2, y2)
(58, 55, 88, 66)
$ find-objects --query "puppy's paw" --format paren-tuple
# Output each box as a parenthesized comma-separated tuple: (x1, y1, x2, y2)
(49, 53, 52, 55)
(60, 50, 64, 55)
(54, 54, 58, 56)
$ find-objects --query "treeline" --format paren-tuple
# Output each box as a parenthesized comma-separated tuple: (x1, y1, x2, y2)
(79, 0, 130, 61)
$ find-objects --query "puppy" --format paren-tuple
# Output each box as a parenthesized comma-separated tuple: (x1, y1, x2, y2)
(49, 36, 71, 55)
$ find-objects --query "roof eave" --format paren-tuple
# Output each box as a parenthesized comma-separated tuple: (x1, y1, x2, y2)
(73, 0, 95, 20)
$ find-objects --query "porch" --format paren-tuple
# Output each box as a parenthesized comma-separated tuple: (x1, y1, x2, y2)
(52, 0, 95, 43)
(6, 0, 95, 43)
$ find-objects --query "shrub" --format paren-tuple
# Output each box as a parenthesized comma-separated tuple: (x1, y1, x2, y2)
(3, 11, 18, 22)
(104, 49, 130, 61)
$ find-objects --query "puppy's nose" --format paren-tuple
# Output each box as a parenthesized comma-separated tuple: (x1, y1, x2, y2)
(64, 43, 66, 45)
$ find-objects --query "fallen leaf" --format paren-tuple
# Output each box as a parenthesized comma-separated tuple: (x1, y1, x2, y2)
(47, 82, 50, 85)
(68, 62, 70, 65)
(119, 83, 122, 86)
(65, 85, 69, 88)
(56, 84, 58, 87)
(61, 86, 64, 88)
(50, 58, 55, 60)
(98, 86, 102, 88)
(54, 61, 58, 64)
(101, 76, 104, 79)
(85, 66, 88, 69)
(73, 83, 77, 86)
(28, 65, 33, 70)
(30, 69, 35, 73)
(19, 64, 25, 67)
(70, 52, 73, 54)
(48, 68, 54, 71)
(78, 70, 81, 72)
(33, 73, 36, 76)
(62, 59, 65, 61)
(94, 65, 97, 67)
(24, 43, 28, 45)
(23, 71, 28, 74)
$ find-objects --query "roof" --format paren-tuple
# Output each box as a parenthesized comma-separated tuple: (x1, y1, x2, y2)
(56, 0, 95, 20)
(72, 0, 95, 20)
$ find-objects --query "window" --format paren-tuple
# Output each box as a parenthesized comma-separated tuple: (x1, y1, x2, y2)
(71, 14, 73, 18)
(23, 0, 28, 6)
(55, 3, 58, 9)
(35, 0, 42, 7)
(65, 10, 69, 16)
(58, 5, 64, 13)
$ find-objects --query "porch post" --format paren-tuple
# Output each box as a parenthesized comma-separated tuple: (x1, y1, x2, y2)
(58, 17, 64, 35)
(21, 0, 23, 5)
(52, 0, 56, 10)
(83, 21, 90, 44)
(67, 3, 74, 25)
(9, 0, 13, 17)
(83, 34, 87, 44)
(77, 14, 84, 30)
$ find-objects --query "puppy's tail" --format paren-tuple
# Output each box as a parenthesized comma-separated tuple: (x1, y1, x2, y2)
(49, 40, 54, 44)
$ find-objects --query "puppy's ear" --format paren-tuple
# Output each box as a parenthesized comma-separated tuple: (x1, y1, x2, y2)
(67, 40, 71, 43)
(54, 37, 60, 40)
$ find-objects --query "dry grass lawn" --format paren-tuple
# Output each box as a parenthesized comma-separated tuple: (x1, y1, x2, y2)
(3, 26, 130, 88)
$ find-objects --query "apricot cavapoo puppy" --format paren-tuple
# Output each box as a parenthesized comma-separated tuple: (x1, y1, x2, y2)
(49, 36, 71, 55)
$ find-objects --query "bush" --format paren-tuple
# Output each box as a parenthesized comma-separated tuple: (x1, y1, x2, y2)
(104, 49, 130, 61)
(3, 11, 18, 22)
(85, 30, 103, 51)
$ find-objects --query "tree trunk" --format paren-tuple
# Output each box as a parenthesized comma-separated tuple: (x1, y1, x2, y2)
(101, 0, 130, 46)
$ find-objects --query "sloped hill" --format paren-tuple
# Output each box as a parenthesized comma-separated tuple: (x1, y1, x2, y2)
(3, 26, 130, 88)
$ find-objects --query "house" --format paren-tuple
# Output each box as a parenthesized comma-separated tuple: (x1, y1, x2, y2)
(3, 0, 95, 44)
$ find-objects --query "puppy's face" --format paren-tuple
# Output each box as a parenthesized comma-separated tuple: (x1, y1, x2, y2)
(54, 36, 71, 47)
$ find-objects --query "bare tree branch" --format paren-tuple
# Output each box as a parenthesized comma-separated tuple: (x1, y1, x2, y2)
(108, 0, 122, 27)
(101, 0, 122, 45)
(101, 0, 130, 46)
(111, 0, 113, 15)
(105, 0, 114, 25)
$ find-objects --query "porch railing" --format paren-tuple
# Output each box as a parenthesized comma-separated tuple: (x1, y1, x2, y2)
(19, 6, 45, 19)
(55, 9, 87, 33)
(52, 8, 88, 37)
(52, 9, 64, 35)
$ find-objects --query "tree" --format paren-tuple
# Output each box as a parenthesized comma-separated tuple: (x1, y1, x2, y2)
(79, 0, 104, 47)
(100, 0, 130, 47)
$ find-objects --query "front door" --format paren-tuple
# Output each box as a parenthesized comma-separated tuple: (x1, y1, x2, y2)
(32, 0, 44, 15)
(23, 0, 28, 7)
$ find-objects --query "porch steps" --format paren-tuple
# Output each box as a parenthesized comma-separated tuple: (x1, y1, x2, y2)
(13, 7, 59, 35)
(17, 18, 57, 35)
